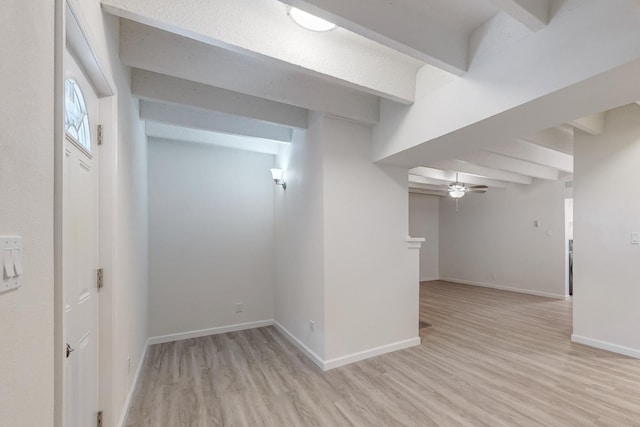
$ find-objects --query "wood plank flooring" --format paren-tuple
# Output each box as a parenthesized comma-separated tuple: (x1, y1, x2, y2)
(126, 281, 640, 426)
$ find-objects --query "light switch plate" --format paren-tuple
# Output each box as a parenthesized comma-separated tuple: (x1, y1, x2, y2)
(1, 236, 22, 294)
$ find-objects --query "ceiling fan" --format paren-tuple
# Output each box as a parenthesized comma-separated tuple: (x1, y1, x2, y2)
(448, 173, 487, 211)
(447, 173, 488, 198)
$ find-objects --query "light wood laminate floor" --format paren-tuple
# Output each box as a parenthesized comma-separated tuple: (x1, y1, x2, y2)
(126, 281, 640, 426)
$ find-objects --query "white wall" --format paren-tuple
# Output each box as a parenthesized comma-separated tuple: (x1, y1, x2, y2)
(148, 139, 275, 338)
(0, 2, 55, 425)
(274, 114, 326, 360)
(573, 104, 640, 357)
(111, 56, 148, 427)
(323, 116, 418, 362)
(439, 178, 569, 299)
(409, 194, 440, 281)
(274, 114, 419, 366)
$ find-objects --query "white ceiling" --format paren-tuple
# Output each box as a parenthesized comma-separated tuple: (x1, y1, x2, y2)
(99, 0, 640, 198)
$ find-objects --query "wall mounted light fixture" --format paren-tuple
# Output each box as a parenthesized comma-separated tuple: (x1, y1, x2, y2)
(270, 168, 287, 189)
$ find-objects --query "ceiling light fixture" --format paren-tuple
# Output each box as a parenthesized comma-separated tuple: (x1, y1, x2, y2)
(448, 184, 466, 199)
(287, 6, 336, 32)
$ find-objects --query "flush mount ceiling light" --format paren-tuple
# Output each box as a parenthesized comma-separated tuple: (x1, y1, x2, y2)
(287, 6, 336, 32)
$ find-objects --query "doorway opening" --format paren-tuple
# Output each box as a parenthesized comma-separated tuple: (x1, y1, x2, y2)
(565, 198, 574, 297)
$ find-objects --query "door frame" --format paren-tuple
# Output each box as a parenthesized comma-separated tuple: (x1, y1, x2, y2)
(54, 1, 117, 426)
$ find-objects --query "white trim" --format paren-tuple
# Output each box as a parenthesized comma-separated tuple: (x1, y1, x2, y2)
(571, 334, 640, 360)
(323, 337, 421, 371)
(420, 276, 440, 282)
(117, 342, 149, 427)
(147, 320, 274, 345)
(439, 277, 567, 300)
(406, 236, 426, 249)
(65, 0, 115, 96)
(273, 320, 325, 370)
(273, 320, 422, 371)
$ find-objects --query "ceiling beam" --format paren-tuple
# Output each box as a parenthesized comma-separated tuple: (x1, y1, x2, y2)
(278, 0, 467, 75)
(519, 127, 574, 154)
(486, 139, 573, 173)
(569, 112, 606, 135)
(146, 122, 286, 155)
(372, 1, 640, 167)
(102, 0, 420, 103)
(121, 21, 379, 126)
(407, 182, 448, 193)
(409, 190, 447, 197)
(409, 168, 511, 188)
(458, 150, 559, 181)
(488, 0, 550, 31)
(140, 101, 293, 143)
(132, 69, 307, 129)
(406, 175, 451, 187)
(429, 159, 533, 185)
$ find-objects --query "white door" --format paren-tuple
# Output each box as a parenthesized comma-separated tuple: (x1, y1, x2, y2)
(63, 49, 100, 427)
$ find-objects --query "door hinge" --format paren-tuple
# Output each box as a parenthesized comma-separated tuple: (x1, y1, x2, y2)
(97, 411, 103, 427)
(97, 268, 104, 291)
(97, 124, 103, 146)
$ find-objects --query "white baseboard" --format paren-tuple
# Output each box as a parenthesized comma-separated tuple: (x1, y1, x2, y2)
(571, 334, 640, 359)
(323, 337, 421, 371)
(147, 320, 274, 345)
(273, 320, 421, 371)
(117, 341, 149, 427)
(273, 320, 325, 370)
(420, 276, 440, 282)
(439, 277, 567, 300)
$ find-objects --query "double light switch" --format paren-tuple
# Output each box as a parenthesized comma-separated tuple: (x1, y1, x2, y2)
(2, 236, 22, 293)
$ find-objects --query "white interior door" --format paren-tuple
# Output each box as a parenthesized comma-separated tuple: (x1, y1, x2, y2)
(63, 49, 100, 427)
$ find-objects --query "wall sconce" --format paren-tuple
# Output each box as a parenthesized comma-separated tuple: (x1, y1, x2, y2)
(270, 168, 287, 189)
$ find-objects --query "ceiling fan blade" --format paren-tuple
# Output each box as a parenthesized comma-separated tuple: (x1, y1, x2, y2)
(468, 190, 487, 194)
(468, 185, 488, 189)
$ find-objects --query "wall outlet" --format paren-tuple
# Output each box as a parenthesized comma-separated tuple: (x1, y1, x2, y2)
(309, 320, 315, 332)
(127, 357, 131, 374)
(632, 232, 640, 245)
(235, 302, 243, 313)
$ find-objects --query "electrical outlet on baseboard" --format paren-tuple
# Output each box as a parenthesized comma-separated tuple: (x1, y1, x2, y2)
(235, 302, 243, 313)
(127, 357, 131, 374)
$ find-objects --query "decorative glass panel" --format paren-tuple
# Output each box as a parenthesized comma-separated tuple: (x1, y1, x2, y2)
(64, 79, 91, 152)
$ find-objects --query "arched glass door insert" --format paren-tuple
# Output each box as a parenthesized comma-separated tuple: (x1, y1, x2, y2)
(64, 78, 91, 153)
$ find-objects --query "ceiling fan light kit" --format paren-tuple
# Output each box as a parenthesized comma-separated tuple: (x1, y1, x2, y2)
(448, 183, 466, 198)
(447, 173, 488, 199)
